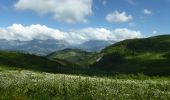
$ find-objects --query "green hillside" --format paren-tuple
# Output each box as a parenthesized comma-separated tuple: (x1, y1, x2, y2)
(0, 51, 78, 73)
(91, 35, 170, 75)
(1, 35, 170, 76)
(47, 48, 95, 66)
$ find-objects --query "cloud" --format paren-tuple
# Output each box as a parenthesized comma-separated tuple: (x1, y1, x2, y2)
(126, 0, 136, 5)
(106, 11, 133, 23)
(102, 0, 107, 6)
(72, 28, 142, 42)
(128, 22, 136, 27)
(112, 28, 142, 41)
(143, 9, 152, 15)
(14, 0, 93, 23)
(0, 24, 65, 41)
(151, 30, 159, 36)
(0, 24, 142, 44)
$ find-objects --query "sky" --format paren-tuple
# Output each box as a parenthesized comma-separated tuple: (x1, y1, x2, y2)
(0, 0, 170, 44)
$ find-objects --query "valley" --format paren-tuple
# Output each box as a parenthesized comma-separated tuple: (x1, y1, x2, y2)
(0, 35, 170, 99)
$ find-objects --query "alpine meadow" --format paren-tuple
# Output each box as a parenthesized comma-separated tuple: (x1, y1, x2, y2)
(0, 0, 170, 100)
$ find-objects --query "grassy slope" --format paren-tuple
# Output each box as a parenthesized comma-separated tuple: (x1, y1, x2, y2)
(0, 70, 170, 100)
(47, 48, 95, 66)
(91, 35, 170, 75)
(0, 51, 80, 73)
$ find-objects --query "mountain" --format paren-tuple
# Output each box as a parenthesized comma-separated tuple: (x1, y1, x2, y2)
(0, 51, 85, 73)
(79, 40, 114, 52)
(0, 39, 114, 55)
(0, 39, 69, 55)
(90, 35, 170, 75)
(47, 48, 96, 66)
(1, 35, 170, 76)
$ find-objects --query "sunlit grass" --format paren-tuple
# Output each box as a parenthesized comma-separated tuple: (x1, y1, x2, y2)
(0, 69, 170, 100)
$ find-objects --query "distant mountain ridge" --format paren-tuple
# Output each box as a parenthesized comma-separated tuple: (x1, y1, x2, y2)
(0, 39, 114, 55)
(0, 39, 69, 55)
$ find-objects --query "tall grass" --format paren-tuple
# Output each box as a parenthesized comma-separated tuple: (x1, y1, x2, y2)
(0, 70, 170, 100)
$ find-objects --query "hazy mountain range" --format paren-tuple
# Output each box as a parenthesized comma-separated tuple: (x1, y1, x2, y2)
(0, 39, 114, 55)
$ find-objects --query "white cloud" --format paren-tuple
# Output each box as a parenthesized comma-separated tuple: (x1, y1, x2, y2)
(0, 24, 142, 44)
(14, 0, 93, 23)
(0, 24, 65, 41)
(106, 11, 133, 23)
(143, 9, 152, 15)
(112, 28, 142, 41)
